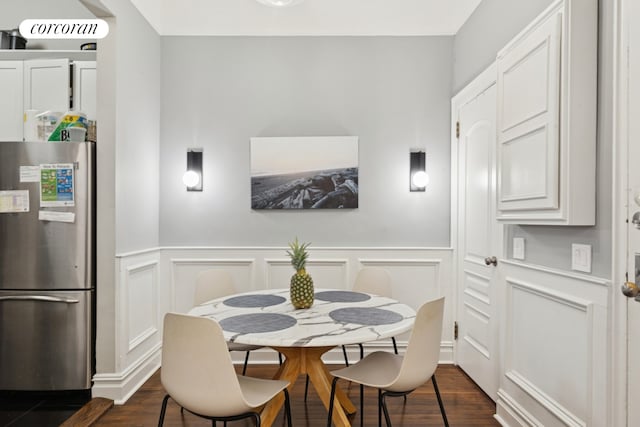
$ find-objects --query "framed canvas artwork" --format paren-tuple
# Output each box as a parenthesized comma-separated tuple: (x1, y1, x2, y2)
(250, 136, 359, 209)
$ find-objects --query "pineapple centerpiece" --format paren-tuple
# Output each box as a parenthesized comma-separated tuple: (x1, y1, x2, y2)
(287, 238, 314, 309)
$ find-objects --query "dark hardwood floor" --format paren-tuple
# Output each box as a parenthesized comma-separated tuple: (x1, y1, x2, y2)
(0, 390, 91, 427)
(95, 364, 500, 427)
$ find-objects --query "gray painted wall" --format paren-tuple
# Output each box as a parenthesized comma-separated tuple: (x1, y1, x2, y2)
(454, 0, 613, 278)
(159, 36, 453, 247)
(109, 1, 161, 254)
(453, 0, 554, 93)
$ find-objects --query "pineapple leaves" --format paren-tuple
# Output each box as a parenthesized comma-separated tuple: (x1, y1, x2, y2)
(286, 237, 311, 271)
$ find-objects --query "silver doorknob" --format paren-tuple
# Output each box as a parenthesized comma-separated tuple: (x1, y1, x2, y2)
(484, 256, 498, 266)
(633, 212, 640, 229)
(621, 281, 640, 298)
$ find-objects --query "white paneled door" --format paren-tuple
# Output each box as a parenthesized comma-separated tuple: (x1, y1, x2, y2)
(452, 64, 500, 400)
(625, 0, 640, 424)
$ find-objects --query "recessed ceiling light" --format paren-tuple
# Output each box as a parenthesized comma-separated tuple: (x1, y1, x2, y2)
(255, 0, 304, 8)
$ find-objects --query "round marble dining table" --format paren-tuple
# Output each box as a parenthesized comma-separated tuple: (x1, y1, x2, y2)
(188, 288, 416, 427)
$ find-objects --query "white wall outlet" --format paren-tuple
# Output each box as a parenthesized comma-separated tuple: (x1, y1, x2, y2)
(571, 244, 592, 273)
(513, 237, 525, 260)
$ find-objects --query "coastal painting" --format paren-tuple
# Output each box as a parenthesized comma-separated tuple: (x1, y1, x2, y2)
(250, 136, 359, 209)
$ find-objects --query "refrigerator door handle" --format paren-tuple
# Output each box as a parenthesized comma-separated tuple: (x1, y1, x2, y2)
(0, 295, 79, 304)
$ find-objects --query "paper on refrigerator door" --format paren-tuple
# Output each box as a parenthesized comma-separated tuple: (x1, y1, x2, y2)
(0, 190, 29, 213)
(20, 165, 41, 182)
(40, 163, 75, 207)
(38, 210, 75, 223)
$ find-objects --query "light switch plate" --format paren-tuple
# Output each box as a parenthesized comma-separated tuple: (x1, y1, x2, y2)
(571, 244, 592, 273)
(513, 238, 525, 260)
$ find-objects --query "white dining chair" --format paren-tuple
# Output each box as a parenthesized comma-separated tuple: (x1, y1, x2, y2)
(327, 297, 449, 427)
(349, 267, 399, 361)
(305, 267, 398, 401)
(194, 269, 276, 375)
(158, 312, 292, 427)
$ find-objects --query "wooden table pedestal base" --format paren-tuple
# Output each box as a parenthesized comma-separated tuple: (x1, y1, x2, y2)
(259, 346, 356, 427)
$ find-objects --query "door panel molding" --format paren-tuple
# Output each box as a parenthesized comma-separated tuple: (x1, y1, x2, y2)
(463, 270, 491, 304)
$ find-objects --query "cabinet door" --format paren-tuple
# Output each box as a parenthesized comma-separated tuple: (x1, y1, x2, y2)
(496, 0, 596, 225)
(23, 58, 70, 113)
(497, 8, 562, 214)
(72, 61, 96, 121)
(0, 61, 24, 142)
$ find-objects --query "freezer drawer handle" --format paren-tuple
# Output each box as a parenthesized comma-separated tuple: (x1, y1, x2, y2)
(0, 295, 79, 304)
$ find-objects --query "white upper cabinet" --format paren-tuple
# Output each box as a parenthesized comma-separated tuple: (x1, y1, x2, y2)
(0, 56, 96, 142)
(496, 0, 597, 225)
(23, 58, 70, 114)
(72, 61, 96, 121)
(0, 61, 24, 142)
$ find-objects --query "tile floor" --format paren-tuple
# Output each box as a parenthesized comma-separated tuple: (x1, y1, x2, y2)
(0, 390, 90, 427)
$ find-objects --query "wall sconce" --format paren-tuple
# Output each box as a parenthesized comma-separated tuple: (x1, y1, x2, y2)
(410, 150, 429, 192)
(183, 148, 203, 191)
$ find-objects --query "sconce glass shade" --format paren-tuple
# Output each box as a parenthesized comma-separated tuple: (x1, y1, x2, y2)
(185, 148, 203, 191)
(412, 170, 430, 188)
(410, 151, 428, 192)
(182, 170, 200, 188)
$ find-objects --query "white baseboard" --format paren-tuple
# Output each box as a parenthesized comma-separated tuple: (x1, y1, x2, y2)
(92, 343, 161, 404)
(496, 389, 542, 427)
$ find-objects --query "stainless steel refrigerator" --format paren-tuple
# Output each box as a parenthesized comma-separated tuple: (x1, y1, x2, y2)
(0, 141, 94, 391)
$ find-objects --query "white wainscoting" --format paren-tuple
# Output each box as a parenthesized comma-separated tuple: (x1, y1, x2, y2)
(495, 260, 609, 427)
(162, 247, 455, 364)
(93, 246, 453, 403)
(93, 248, 163, 404)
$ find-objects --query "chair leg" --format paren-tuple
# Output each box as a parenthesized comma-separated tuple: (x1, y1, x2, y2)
(283, 388, 293, 427)
(252, 412, 261, 427)
(378, 389, 383, 427)
(342, 345, 350, 367)
(304, 375, 310, 402)
(158, 394, 170, 427)
(358, 343, 364, 360)
(432, 375, 449, 427)
(278, 352, 283, 365)
(360, 384, 364, 427)
(327, 376, 340, 427)
(242, 351, 251, 376)
(381, 393, 393, 427)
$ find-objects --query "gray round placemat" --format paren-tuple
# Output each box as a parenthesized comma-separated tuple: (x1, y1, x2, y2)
(315, 290, 371, 303)
(220, 313, 297, 333)
(329, 307, 403, 326)
(223, 294, 286, 308)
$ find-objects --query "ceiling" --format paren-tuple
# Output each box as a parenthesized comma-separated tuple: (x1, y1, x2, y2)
(129, 0, 483, 36)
